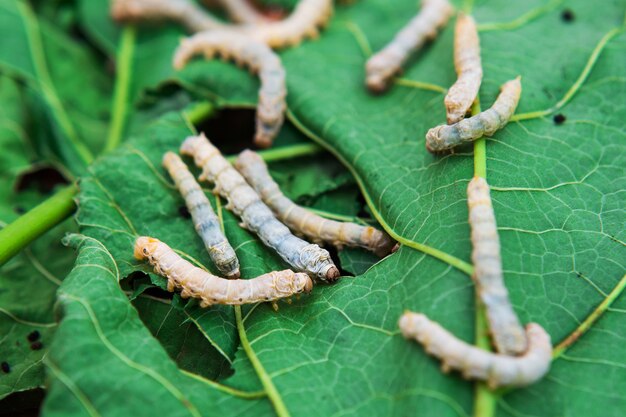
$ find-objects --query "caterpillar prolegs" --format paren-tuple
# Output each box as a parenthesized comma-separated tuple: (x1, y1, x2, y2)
(135, 237, 312, 307)
(180, 134, 340, 282)
(234, 149, 396, 256)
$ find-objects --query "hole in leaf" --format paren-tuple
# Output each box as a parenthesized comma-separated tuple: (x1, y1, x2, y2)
(16, 166, 68, 194)
(194, 108, 259, 154)
(561, 9, 575, 22)
(553, 114, 567, 125)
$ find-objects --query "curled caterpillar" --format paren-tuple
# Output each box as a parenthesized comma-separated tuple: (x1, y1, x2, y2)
(235, 149, 396, 256)
(135, 237, 313, 307)
(365, 0, 454, 92)
(110, 0, 225, 32)
(468, 176, 527, 355)
(214, 0, 267, 24)
(426, 77, 522, 152)
(180, 134, 340, 282)
(163, 152, 240, 278)
(444, 13, 482, 124)
(399, 312, 552, 389)
(173, 31, 286, 148)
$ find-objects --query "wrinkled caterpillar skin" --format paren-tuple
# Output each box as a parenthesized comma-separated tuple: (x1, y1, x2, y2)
(173, 31, 286, 148)
(399, 312, 552, 389)
(426, 77, 522, 152)
(163, 152, 240, 278)
(444, 13, 482, 124)
(365, 0, 454, 92)
(180, 134, 340, 282)
(215, 0, 268, 24)
(135, 237, 313, 307)
(468, 176, 528, 355)
(110, 0, 225, 32)
(235, 150, 396, 256)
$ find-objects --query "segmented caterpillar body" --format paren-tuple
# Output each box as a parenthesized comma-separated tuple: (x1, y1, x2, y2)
(111, 0, 225, 32)
(426, 77, 521, 152)
(444, 13, 482, 124)
(180, 134, 340, 282)
(135, 237, 312, 306)
(468, 176, 527, 355)
(235, 150, 396, 256)
(163, 152, 240, 278)
(215, 0, 267, 24)
(399, 312, 552, 389)
(365, 0, 454, 92)
(173, 31, 286, 148)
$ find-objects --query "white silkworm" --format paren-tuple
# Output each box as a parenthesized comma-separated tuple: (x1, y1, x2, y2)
(134, 236, 313, 307)
(468, 176, 527, 355)
(110, 0, 225, 32)
(215, 0, 268, 24)
(180, 134, 340, 282)
(234, 149, 396, 256)
(398, 312, 552, 389)
(163, 152, 240, 278)
(426, 77, 522, 152)
(444, 13, 482, 124)
(173, 31, 286, 148)
(365, 0, 454, 92)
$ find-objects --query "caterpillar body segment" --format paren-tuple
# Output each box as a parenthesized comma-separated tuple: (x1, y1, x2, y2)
(468, 176, 528, 355)
(216, 0, 267, 24)
(426, 77, 521, 152)
(163, 152, 240, 278)
(234, 149, 396, 256)
(365, 0, 454, 92)
(399, 312, 552, 389)
(180, 134, 340, 282)
(173, 31, 286, 148)
(134, 237, 312, 306)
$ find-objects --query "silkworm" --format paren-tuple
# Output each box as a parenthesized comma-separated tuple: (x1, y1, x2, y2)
(163, 152, 240, 278)
(444, 13, 482, 124)
(398, 312, 552, 389)
(234, 149, 396, 256)
(180, 134, 340, 282)
(215, 0, 267, 24)
(134, 237, 313, 307)
(173, 31, 286, 148)
(426, 77, 522, 152)
(468, 176, 527, 355)
(365, 0, 454, 92)
(110, 0, 225, 32)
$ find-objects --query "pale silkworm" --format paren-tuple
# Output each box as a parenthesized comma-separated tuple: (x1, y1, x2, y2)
(214, 0, 267, 24)
(365, 0, 454, 92)
(399, 312, 552, 389)
(110, 0, 225, 32)
(444, 13, 482, 124)
(468, 176, 527, 355)
(426, 77, 522, 152)
(134, 237, 313, 307)
(234, 149, 396, 256)
(180, 134, 340, 282)
(173, 31, 286, 148)
(163, 152, 240, 278)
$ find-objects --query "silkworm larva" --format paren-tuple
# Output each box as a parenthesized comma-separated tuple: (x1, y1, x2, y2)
(444, 13, 482, 124)
(398, 312, 552, 389)
(163, 152, 240, 278)
(180, 134, 340, 282)
(173, 31, 286, 148)
(426, 77, 522, 152)
(468, 176, 527, 355)
(134, 237, 313, 307)
(234, 149, 396, 256)
(365, 0, 454, 92)
(110, 0, 225, 32)
(215, 0, 267, 24)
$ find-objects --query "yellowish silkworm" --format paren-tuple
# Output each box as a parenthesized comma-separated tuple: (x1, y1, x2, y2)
(134, 237, 313, 307)
(234, 150, 396, 256)
(163, 152, 240, 278)
(468, 176, 527, 355)
(110, 0, 225, 32)
(173, 31, 286, 148)
(444, 13, 482, 124)
(426, 77, 522, 152)
(180, 134, 340, 282)
(365, 0, 454, 92)
(399, 312, 552, 389)
(215, 0, 267, 24)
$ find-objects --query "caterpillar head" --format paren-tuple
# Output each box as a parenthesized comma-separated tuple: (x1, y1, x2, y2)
(134, 236, 160, 261)
(295, 273, 314, 294)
